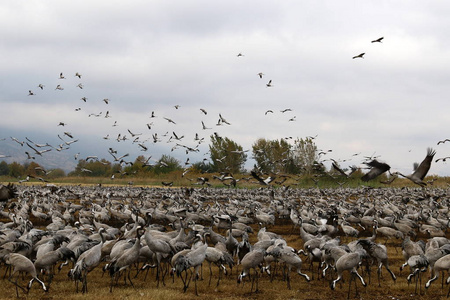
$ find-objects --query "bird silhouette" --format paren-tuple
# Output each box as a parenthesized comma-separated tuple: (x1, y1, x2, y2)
(371, 37, 384, 43)
(352, 53, 365, 59)
(394, 148, 436, 186)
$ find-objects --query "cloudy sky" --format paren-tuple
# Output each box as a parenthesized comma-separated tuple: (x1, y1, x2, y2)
(1, 1, 449, 176)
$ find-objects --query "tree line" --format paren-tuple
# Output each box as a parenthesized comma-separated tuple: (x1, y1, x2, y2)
(0, 135, 336, 179)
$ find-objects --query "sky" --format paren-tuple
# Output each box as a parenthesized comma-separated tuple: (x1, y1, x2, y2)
(1, 0, 450, 176)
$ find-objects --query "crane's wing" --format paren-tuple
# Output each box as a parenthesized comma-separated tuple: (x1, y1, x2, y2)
(361, 159, 390, 181)
(332, 162, 348, 177)
(411, 148, 436, 180)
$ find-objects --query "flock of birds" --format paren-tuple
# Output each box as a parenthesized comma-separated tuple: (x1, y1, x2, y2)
(0, 183, 450, 298)
(1, 38, 449, 184)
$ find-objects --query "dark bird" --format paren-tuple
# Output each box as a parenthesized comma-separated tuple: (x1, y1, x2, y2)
(352, 52, 365, 59)
(265, 110, 273, 115)
(75, 72, 82, 78)
(103, 98, 109, 104)
(257, 72, 264, 78)
(371, 37, 384, 43)
(200, 108, 207, 115)
(251, 171, 275, 185)
(59, 72, 65, 79)
(394, 148, 436, 186)
(219, 114, 231, 125)
(266, 80, 273, 87)
(237, 53, 244, 57)
(202, 121, 211, 130)
(81, 97, 87, 102)
(164, 117, 176, 124)
(437, 138, 450, 145)
(436, 156, 450, 163)
(28, 90, 34, 96)
(38, 84, 45, 90)
(361, 159, 391, 181)
(280, 108, 292, 113)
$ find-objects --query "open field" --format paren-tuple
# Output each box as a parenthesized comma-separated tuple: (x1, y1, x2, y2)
(1, 183, 450, 299)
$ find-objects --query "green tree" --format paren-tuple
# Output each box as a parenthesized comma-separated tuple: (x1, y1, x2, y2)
(190, 161, 214, 173)
(25, 161, 42, 177)
(291, 137, 319, 175)
(153, 155, 182, 175)
(252, 138, 293, 173)
(209, 134, 247, 173)
(8, 162, 25, 178)
(0, 161, 9, 176)
(69, 159, 114, 177)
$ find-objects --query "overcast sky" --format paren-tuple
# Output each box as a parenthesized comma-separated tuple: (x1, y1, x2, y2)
(1, 1, 450, 176)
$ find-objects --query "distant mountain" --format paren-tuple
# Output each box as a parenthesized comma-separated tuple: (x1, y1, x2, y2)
(0, 139, 77, 173)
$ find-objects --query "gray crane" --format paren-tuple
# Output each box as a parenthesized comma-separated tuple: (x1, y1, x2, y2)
(5, 253, 48, 297)
(425, 254, 450, 296)
(173, 234, 208, 295)
(330, 250, 367, 299)
(237, 248, 266, 293)
(68, 228, 106, 293)
(357, 239, 396, 286)
(394, 148, 436, 186)
(109, 226, 144, 292)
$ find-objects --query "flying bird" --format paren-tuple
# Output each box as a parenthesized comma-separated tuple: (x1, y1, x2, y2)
(55, 85, 64, 90)
(75, 72, 82, 78)
(219, 114, 231, 125)
(202, 121, 211, 130)
(265, 110, 273, 115)
(103, 98, 109, 104)
(266, 80, 273, 87)
(361, 159, 391, 181)
(251, 171, 275, 185)
(371, 37, 384, 43)
(28, 90, 34, 96)
(394, 148, 436, 186)
(38, 84, 45, 90)
(352, 53, 365, 59)
(77, 83, 84, 89)
(164, 117, 176, 124)
(257, 72, 265, 78)
(200, 108, 207, 115)
(59, 72, 65, 79)
(437, 139, 450, 145)
(280, 108, 292, 113)
(237, 53, 244, 57)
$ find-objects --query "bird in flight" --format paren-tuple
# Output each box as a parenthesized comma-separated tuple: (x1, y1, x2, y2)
(38, 84, 45, 90)
(28, 90, 34, 96)
(352, 53, 365, 59)
(257, 72, 265, 78)
(59, 72, 65, 79)
(394, 148, 436, 186)
(361, 159, 391, 181)
(75, 72, 82, 78)
(200, 108, 207, 115)
(280, 108, 292, 113)
(164, 117, 176, 124)
(237, 53, 244, 57)
(266, 80, 273, 87)
(371, 37, 384, 43)
(437, 139, 450, 145)
(265, 110, 273, 115)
